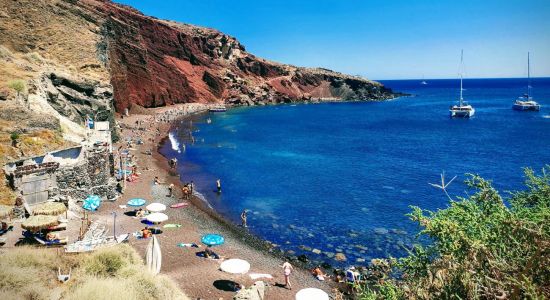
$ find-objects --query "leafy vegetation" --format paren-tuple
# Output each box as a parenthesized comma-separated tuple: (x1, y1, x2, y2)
(7, 80, 26, 96)
(356, 167, 550, 299)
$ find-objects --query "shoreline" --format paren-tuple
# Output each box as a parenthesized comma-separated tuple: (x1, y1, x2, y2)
(113, 104, 334, 299)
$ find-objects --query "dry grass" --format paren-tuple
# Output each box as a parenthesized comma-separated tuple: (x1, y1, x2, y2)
(0, 244, 189, 300)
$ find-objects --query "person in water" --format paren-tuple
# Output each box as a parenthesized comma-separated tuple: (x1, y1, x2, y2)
(216, 179, 222, 193)
(240, 210, 248, 227)
(281, 261, 294, 290)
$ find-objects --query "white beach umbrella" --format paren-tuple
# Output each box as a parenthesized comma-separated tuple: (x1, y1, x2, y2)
(146, 212, 168, 223)
(295, 288, 329, 300)
(220, 258, 251, 274)
(146, 203, 166, 212)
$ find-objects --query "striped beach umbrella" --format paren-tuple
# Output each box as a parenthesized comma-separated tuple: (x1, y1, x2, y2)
(83, 195, 101, 211)
(127, 198, 146, 207)
(201, 234, 225, 246)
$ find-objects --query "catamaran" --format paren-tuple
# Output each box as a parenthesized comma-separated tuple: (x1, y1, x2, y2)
(449, 50, 475, 118)
(513, 52, 541, 111)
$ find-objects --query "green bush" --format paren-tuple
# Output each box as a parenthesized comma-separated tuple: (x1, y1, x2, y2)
(7, 80, 26, 96)
(356, 166, 550, 299)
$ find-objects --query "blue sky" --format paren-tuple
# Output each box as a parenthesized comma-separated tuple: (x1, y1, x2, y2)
(115, 0, 550, 80)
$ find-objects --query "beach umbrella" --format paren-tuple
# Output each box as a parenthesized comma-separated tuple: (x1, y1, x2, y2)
(146, 212, 168, 223)
(220, 259, 250, 274)
(127, 198, 146, 207)
(33, 202, 67, 216)
(295, 288, 329, 300)
(83, 195, 101, 211)
(201, 234, 225, 246)
(146, 235, 162, 275)
(0, 205, 12, 218)
(22, 215, 59, 232)
(146, 203, 166, 212)
(117, 169, 132, 175)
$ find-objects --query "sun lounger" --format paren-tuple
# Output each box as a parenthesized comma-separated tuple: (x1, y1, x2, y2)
(34, 235, 68, 246)
(0, 225, 14, 236)
(46, 223, 67, 231)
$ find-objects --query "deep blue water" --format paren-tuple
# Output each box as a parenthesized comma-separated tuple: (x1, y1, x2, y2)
(161, 78, 550, 266)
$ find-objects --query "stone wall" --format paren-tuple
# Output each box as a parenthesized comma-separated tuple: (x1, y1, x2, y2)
(55, 147, 116, 201)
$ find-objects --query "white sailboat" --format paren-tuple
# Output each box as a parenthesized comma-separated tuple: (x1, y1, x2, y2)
(513, 52, 541, 111)
(449, 50, 475, 118)
(421, 75, 428, 85)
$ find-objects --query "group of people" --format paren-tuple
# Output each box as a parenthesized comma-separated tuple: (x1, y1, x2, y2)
(181, 181, 194, 200)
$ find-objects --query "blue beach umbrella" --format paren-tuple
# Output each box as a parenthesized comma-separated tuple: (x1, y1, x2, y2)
(117, 169, 132, 175)
(201, 234, 225, 246)
(127, 198, 146, 207)
(83, 195, 101, 211)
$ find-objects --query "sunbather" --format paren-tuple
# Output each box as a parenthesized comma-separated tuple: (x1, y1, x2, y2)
(312, 266, 327, 281)
(141, 227, 152, 239)
(204, 246, 220, 259)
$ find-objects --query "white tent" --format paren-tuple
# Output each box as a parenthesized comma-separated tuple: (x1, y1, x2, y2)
(295, 288, 329, 300)
(220, 259, 251, 274)
(146, 212, 168, 223)
(146, 203, 166, 212)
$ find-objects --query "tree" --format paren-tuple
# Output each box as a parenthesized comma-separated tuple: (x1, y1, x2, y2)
(8, 80, 26, 97)
(10, 132, 20, 147)
(355, 167, 550, 299)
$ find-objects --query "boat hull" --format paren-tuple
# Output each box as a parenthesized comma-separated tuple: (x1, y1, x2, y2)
(513, 104, 540, 111)
(449, 109, 475, 118)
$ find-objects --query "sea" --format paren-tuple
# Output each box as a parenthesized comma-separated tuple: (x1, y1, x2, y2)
(161, 78, 550, 266)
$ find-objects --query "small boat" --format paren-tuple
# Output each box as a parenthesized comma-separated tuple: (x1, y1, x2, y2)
(421, 75, 428, 85)
(209, 105, 227, 112)
(513, 52, 541, 111)
(450, 50, 475, 118)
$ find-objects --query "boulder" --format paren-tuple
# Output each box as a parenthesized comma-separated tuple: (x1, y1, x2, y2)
(335, 253, 347, 261)
(234, 281, 266, 300)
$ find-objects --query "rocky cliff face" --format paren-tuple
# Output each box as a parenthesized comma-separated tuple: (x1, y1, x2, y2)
(1, 0, 395, 114)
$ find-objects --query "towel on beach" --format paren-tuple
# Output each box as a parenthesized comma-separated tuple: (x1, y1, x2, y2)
(118, 205, 127, 209)
(177, 243, 200, 248)
(249, 273, 273, 280)
(163, 224, 182, 228)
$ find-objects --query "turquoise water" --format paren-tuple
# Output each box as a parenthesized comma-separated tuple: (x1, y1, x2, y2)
(161, 78, 550, 266)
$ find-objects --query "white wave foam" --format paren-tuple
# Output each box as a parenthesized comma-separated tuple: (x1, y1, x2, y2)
(193, 190, 213, 209)
(168, 132, 181, 153)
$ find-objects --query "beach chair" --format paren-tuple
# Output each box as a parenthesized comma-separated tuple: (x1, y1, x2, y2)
(0, 225, 14, 236)
(57, 267, 71, 283)
(23, 231, 67, 246)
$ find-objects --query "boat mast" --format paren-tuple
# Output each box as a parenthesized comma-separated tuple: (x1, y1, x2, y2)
(459, 49, 464, 106)
(527, 52, 531, 98)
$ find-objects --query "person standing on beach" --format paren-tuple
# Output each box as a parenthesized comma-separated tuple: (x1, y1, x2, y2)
(216, 179, 221, 193)
(240, 210, 247, 227)
(168, 183, 174, 197)
(281, 261, 294, 290)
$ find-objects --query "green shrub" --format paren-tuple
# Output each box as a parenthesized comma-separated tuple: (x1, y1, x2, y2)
(356, 166, 550, 299)
(7, 80, 26, 96)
